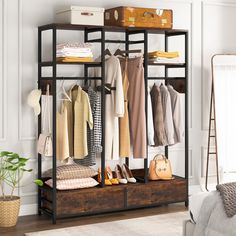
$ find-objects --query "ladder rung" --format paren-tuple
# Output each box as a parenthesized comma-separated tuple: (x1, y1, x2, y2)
(210, 118, 215, 120)
(208, 152, 216, 154)
(209, 135, 216, 137)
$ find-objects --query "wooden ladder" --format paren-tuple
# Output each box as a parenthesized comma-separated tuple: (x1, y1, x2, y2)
(205, 83, 219, 191)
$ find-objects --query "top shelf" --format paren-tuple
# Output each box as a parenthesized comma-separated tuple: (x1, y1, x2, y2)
(38, 23, 188, 35)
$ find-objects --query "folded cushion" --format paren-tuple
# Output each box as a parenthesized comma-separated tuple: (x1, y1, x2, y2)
(45, 177, 99, 190)
(43, 164, 97, 180)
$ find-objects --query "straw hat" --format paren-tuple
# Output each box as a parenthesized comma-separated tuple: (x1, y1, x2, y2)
(27, 89, 42, 116)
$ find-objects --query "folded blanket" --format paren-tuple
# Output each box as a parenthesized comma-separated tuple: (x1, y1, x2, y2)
(148, 51, 180, 59)
(216, 182, 236, 217)
(57, 57, 94, 63)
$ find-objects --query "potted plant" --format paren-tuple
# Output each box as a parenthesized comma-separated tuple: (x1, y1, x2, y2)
(0, 151, 32, 227)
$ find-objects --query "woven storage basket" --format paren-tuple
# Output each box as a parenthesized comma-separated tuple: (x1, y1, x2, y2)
(0, 196, 20, 227)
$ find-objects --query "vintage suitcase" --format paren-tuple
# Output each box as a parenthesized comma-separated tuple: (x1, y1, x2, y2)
(104, 6, 173, 29)
(56, 6, 104, 26)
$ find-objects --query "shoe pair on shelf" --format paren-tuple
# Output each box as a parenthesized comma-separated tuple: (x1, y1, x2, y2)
(115, 164, 136, 184)
(98, 164, 136, 185)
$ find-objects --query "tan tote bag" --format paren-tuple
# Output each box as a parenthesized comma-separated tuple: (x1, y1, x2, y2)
(149, 154, 174, 180)
(37, 85, 53, 157)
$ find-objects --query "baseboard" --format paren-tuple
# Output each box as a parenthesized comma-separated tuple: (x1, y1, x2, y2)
(20, 204, 37, 216)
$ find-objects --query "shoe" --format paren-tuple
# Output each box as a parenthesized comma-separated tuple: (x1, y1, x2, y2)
(98, 168, 112, 186)
(122, 164, 136, 183)
(106, 166, 119, 185)
(115, 164, 128, 184)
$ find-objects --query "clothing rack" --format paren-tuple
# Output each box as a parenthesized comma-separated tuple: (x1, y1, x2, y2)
(38, 23, 189, 224)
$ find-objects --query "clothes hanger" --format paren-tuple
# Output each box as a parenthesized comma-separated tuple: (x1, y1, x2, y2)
(57, 79, 71, 102)
(114, 48, 126, 57)
(114, 48, 142, 58)
(104, 43, 112, 56)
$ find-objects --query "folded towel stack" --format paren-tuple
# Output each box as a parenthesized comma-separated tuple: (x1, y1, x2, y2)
(148, 51, 180, 64)
(57, 43, 94, 62)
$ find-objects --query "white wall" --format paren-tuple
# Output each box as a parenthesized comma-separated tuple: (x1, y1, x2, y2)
(1, 0, 236, 215)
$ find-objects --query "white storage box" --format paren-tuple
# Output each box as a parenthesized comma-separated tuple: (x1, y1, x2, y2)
(56, 6, 104, 26)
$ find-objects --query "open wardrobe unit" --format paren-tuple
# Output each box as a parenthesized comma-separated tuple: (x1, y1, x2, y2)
(37, 23, 189, 223)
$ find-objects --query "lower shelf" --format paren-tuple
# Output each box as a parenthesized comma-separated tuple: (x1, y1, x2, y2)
(41, 176, 187, 218)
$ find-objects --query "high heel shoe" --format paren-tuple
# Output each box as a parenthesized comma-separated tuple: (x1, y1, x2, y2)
(122, 164, 136, 183)
(98, 168, 112, 186)
(106, 166, 119, 185)
(115, 164, 128, 184)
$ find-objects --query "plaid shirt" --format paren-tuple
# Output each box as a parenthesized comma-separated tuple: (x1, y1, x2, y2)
(76, 87, 102, 166)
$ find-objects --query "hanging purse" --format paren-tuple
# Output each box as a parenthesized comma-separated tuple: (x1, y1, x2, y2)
(37, 85, 53, 157)
(149, 154, 174, 180)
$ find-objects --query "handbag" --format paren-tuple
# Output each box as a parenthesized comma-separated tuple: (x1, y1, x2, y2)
(149, 154, 174, 180)
(37, 85, 53, 157)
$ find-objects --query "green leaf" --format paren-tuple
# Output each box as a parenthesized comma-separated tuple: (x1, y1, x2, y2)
(6, 157, 18, 163)
(18, 157, 28, 163)
(0, 151, 13, 157)
(34, 179, 44, 187)
(8, 153, 19, 159)
(20, 168, 32, 172)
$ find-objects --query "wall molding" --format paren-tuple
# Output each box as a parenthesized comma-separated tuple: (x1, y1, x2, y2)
(20, 203, 37, 216)
(18, 0, 36, 141)
(201, 0, 236, 131)
(0, 0, 7, 142)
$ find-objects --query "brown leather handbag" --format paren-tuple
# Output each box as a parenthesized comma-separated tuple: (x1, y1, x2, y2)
(149, 154, 174, 180)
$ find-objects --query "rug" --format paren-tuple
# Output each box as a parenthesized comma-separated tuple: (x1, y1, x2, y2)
(25, 211, 188, 236)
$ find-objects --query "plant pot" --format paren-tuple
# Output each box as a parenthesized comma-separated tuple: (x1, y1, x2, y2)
(0, 196, 20, 227)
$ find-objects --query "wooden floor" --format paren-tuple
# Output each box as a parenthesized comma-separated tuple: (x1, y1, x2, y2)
(0, 203, 187, 236)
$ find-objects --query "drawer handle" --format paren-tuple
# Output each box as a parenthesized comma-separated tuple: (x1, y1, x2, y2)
(81, 12, 94, 16)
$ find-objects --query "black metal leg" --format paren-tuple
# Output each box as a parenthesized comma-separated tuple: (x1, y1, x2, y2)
(185, 200, 189, 208)
(38, 28, 42, 216)
(52, 26, 57, 224)
(143, 30, 149, 183)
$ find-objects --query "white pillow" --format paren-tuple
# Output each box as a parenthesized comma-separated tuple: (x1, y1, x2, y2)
(45, 177, 99, 190)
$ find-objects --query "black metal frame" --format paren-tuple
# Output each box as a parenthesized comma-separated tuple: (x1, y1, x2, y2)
(37, 23, 189, 223)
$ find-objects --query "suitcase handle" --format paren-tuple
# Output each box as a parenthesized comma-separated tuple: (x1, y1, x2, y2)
(81, 12, 94, 16)
(143, 11, 155, 18)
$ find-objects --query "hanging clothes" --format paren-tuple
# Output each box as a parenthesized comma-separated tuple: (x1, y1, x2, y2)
(167, 85, 184, 144)
(147, 87, 155, 146)
(76, 87, 102, 166)
(118, 58, 131, 158)
(93, 55, 124, 160)
(64, 85, 93, 159)
(63, 86, 76, 157)
(160, 84, 175, 146)
(150, 84, 166, 146)
(56, 104, 70, 161)
(126, 57, 146, 158)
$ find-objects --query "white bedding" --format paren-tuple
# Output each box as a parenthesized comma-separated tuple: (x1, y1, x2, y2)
(189, 192, 210, 223)
(193, 191, 236, 236)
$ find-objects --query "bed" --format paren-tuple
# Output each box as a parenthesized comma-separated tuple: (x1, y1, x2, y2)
(183, 190, 236, 236)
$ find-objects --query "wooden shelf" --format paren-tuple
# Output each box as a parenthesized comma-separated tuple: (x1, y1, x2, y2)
(39, 61, 102, 67)
(148, 62, 186, 68)
(38, 23, 188, 35)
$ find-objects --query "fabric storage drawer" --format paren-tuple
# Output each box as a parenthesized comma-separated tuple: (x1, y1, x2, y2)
(104, 6, 173, 29)
(56, 6, 104, 26)
(42, 186, 125, 216)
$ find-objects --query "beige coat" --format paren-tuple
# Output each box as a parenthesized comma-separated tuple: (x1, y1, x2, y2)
(56, 104, 70, 161)
(94, 55, 124, 160)
(64, 85, 93, 159)
(119, 58, 131, 158)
